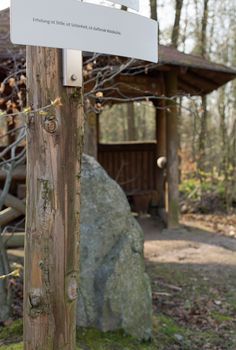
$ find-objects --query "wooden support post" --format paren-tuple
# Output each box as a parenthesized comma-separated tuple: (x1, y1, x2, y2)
(24, 47, 84, 349)
(154, 98, 167, 210)
(165, 71, 180, 229)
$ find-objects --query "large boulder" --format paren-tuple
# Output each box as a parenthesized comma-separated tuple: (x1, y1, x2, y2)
(77, 155, 152, 340)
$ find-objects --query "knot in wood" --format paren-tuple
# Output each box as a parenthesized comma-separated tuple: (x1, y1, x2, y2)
(44, 117, 58, 134)
(29, 289, 43, 308)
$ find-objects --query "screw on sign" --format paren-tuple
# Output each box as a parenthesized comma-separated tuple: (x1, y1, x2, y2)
(71, 74, 78, 82)
(10, 0, 158, 348)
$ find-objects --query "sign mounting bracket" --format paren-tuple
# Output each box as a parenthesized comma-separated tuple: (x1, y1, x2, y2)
(63, 49, 83, 87)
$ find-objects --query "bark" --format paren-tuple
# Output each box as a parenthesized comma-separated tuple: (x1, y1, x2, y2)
(201, 0, 209, 57)
(198, 95, 208, 172)
(150, 0, 159, 41)
(24, 46, 84, 350)
(171, 0, 184, 48)
(127, 103, 136, 141)
(198, 0, 209, 172)
(150, 0, 157, 21)
(219, 88, 231, 210)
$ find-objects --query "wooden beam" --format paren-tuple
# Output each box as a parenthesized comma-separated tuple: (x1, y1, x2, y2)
(24, 46, 84, 349)
(0, 166, 26, 181)
(165, 71, 180, 229)
(84, 73, 163, 100)
(180, 70, 217, 93)
(3, 232, 25, 248)
(0, 190, 25, 214)
(177, 78, 200, 96)
(0, 207, 23, 227)
(116, 74, 163, 95)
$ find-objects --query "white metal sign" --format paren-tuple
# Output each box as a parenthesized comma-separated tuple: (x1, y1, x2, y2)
(10, 0, 158, 63)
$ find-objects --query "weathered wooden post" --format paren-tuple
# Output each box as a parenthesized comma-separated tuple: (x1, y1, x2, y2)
(24, 46, 84, 349)
(153, 74, 167, 212)
(165, 71, 180, 229)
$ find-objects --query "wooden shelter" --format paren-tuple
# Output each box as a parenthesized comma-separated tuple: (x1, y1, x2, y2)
(84, 48, 236, 228)
(1, 7, 236, 228)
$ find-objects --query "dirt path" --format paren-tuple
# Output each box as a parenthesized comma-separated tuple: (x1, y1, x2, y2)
(138, 216, 236, 350)
(139, 217, 236, 268)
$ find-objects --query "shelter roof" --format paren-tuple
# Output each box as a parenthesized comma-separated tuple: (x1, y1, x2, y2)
(157, 45, 236, 95)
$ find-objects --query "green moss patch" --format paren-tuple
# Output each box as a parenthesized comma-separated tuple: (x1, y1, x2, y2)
(77, 327, 156, 350)
(0, 343, 23, 350)
(0, 320, 23, 342)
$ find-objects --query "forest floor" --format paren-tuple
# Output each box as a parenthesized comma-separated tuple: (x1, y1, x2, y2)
(1, 214, 236, 350)
(141, 215, 236, 350)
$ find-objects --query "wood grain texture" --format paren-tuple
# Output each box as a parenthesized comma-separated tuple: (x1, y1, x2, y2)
(24, 46, 84, 350)
(98, 142, 157, 194)
(153, 74, 167, 210)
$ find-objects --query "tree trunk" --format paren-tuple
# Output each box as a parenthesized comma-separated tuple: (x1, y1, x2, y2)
(198, 0, 209, 173)
(198, 95, 207, 172)
(150, 0, 159, 41)
(201, 0, 209, 57)
(24, 46, 84, 350)
(127, 103, 136, 141)
(219, 88, 231, 210)
(171, 0, 184, 48)
(150, 0, 157, 21)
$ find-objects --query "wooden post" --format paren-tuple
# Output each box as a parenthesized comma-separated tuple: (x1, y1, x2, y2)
(165, 71, 179, 229)
(24, 46, 84, 349)
(153, 98, 166, 210)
